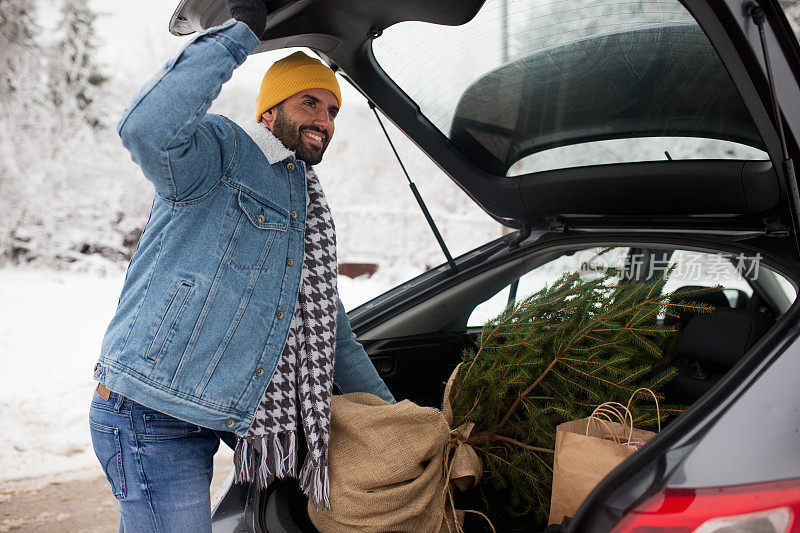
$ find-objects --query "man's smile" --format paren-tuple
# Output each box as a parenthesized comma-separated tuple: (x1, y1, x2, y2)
(301, 128, 326, 148)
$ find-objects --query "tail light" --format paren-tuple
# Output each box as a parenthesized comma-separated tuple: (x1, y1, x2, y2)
(611, 479, 800, 533)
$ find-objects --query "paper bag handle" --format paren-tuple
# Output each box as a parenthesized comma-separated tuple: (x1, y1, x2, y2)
(587, 401, 635, 443)
(587, 388, 661, 445)
(626, 387, 661, 433)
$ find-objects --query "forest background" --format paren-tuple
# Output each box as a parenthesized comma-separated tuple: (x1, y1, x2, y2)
(0, 0, 501, 283)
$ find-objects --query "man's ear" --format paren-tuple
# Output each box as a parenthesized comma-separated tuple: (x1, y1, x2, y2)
(260, 106, 277, 131)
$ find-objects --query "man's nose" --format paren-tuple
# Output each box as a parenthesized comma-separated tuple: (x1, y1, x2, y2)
(312, 109, 332, 131)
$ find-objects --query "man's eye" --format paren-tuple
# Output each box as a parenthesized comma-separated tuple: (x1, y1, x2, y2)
(304, 101, 315, 108)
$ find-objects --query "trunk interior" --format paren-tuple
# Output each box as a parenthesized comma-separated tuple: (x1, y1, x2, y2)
(250, 233, 798, 532)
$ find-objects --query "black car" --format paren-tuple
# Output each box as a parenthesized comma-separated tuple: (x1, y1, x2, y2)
(170, 0, 800, 531)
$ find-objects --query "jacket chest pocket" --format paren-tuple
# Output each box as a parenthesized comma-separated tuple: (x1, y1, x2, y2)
(223, 189, 288, 270)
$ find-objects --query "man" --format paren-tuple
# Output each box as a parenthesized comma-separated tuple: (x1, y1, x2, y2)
(88, 2, 394, 531)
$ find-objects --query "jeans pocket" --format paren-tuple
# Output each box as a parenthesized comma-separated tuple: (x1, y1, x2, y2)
(141, 412, 202, 441)
(89, 420, 126, 499)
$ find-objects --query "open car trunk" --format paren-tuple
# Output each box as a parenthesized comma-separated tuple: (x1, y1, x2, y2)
(348, 236, 797, 531)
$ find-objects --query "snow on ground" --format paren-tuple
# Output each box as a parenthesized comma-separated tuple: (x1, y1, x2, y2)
(0, 267, 396, 483)
(0, 268, 125, 482)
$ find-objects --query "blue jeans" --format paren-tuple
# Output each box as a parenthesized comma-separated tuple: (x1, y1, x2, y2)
(89, 389, 237, 532)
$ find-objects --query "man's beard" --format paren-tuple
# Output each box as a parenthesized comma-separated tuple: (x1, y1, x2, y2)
(271, 105, 330, 166)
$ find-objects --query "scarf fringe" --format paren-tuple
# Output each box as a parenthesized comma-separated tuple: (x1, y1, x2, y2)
(234, 432, 298, 489)
(234, 438, 253, 484)
(299, 452, 331, 510)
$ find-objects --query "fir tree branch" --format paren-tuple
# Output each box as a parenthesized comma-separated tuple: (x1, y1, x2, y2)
(572, 338, 624, 351)
(589, 356, 629, 375)
(647, 367, 678, 388)
(619, 365, 649, 383)
(559, 361, 636, 392)
(661, 302, 715, 311)
(493, 434, 555, 454)
(482, 450, 547, 479)
(498, 358, 558, 429)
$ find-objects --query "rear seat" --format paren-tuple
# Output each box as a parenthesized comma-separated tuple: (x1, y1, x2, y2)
(665, 306, 774, 403)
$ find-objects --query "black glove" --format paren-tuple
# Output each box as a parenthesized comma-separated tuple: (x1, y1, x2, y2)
(226, 0, 268, 39)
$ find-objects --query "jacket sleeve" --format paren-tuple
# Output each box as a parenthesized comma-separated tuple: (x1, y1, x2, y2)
(116, 20, 259, 201)
(333, 299, 396, 403)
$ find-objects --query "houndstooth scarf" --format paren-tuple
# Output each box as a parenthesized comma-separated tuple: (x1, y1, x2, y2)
(234, 121, 337, 508)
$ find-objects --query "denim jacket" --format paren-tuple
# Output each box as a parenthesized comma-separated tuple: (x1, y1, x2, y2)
(94, 19, 393, 436)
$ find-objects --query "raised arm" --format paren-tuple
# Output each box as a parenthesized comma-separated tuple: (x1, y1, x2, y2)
(117, 19, 259, 200)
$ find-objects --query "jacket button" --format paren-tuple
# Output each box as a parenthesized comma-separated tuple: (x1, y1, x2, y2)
(225, 419, 234, 428)
(286, 257, 294, 266)
(290, 210, 297, 219)
(255, 367, 264, 377)
(256, 214, 266, 223)
(286, 162, 296, 171)
(276, 310, 284, 319)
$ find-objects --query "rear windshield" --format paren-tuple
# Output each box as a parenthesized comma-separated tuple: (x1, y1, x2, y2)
(372, 0, 768, 176)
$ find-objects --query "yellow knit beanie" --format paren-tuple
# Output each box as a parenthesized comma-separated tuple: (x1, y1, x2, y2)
(254, 51, 342, 121)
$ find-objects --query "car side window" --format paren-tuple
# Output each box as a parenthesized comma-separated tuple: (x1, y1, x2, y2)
(661, 249, 753, 303)
(466, 246, 774, 328)
(467, 247, 630, 327)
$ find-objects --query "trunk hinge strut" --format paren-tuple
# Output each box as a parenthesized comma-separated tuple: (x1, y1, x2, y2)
(750, 5, 800, 251)
(369, 102, 458, 273)
(508, 223, 532, 249)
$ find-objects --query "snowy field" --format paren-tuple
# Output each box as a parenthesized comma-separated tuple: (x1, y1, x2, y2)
(0, 267, 394, 483)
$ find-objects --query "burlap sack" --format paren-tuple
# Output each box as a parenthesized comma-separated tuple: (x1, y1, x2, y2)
(309, 368, 482, 533)
(548, 417, 656, 525)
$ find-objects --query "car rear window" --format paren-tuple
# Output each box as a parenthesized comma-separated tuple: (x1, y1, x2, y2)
(372, 0, 768, 176)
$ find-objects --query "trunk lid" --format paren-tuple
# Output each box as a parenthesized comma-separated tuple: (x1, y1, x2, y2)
(169, 0, 800, 241)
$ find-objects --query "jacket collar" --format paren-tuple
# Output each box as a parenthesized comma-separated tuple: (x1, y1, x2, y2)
(240, 120, 295, 165)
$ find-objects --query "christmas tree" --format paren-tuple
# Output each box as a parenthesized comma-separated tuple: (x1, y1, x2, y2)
(450, 265, 717, 521)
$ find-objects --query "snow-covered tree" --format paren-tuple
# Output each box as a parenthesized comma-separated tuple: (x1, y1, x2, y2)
(0, 0, 47, 263)
(49, 0, 107, 129)
(0, 0, 40, 102)
(0, 0, 127, 268)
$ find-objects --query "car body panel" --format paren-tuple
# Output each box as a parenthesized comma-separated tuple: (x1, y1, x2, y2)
(667, 333, 800, 488)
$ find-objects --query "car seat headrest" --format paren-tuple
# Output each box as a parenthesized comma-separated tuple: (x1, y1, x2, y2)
(676, 308, 773, 367)
(666, 285, 731, 326)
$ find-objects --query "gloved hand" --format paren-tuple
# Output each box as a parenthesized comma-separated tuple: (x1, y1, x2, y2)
(225, 0, 268, 39)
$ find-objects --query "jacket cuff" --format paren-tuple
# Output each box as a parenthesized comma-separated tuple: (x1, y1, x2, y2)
(205, 18, 260, 59)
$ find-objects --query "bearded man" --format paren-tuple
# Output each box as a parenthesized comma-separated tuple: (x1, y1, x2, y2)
(88, 2, 394, 531)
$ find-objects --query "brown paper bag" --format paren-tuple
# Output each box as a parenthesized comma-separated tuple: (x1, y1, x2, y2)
(548, 416, 656, 525)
